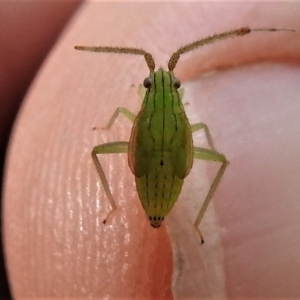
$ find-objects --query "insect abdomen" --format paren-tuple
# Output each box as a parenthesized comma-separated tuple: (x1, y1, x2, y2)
(129, 110, 193, 227)
(135, 152, 184, 227)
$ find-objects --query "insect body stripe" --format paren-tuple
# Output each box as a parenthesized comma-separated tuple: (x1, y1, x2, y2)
(161, 71, 166, 163)
(146, 173, 150, 207)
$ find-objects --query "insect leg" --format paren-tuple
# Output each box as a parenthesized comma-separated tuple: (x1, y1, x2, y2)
(178, 89, 190, 106)
(92, 141, 129, 224)
(138, 84, 147, 100)
(191, 123, 216, 151)
(94, 107, 136, 130)
(193, 147, 228, 243)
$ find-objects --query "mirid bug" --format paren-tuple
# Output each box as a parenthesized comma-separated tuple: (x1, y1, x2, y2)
(75, 27, 295, 242)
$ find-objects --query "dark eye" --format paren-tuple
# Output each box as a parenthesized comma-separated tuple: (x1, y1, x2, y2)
(143, 77, 152, 88)
(174, 77, 181, 89)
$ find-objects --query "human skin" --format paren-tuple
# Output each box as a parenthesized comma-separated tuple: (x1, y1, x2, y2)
(3, 2, 300, 299)
(0, 1, 82, 298)
(0, 1, 82, 151)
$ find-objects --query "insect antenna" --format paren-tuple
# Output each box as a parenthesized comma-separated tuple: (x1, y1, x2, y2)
(168, 27, 296, 71)
(74, 46, 155, 73)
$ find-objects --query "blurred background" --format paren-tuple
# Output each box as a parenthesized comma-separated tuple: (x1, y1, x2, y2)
(0, 2, 82, 298)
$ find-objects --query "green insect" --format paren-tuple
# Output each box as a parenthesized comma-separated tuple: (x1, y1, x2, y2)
(75, 27, 295, 242)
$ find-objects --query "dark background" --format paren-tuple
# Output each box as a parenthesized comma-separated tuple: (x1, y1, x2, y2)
(0, 2, 82, 298)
